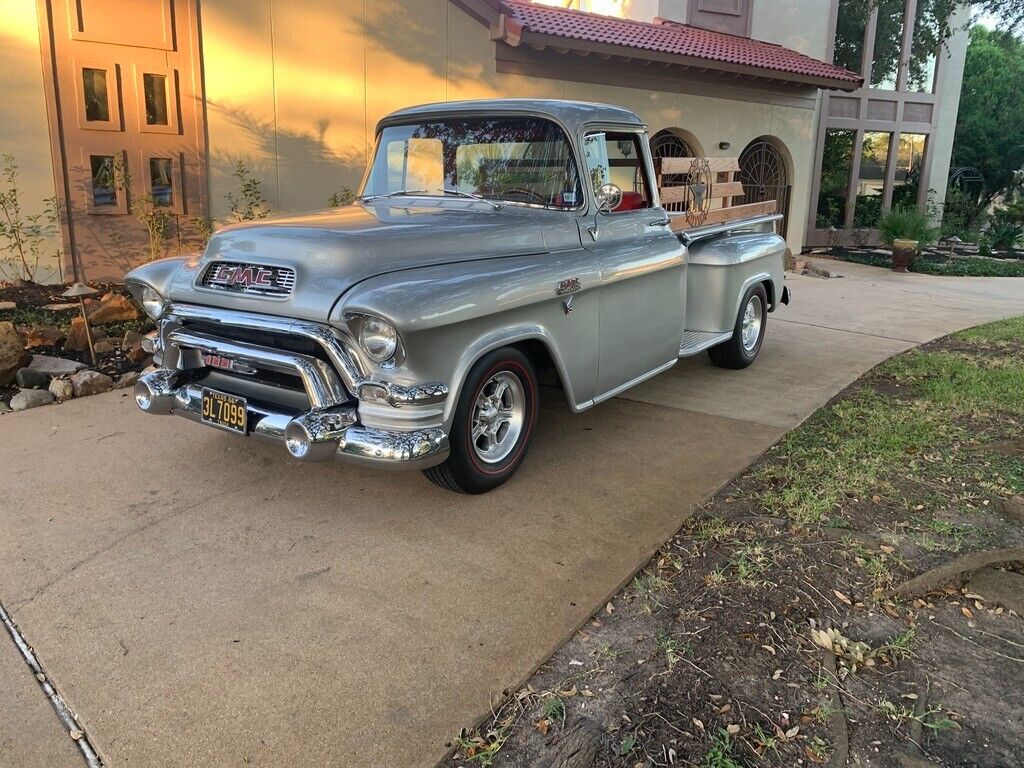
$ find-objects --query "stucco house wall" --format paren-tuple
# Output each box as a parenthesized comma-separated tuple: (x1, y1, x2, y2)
(0, 0, 63, 282)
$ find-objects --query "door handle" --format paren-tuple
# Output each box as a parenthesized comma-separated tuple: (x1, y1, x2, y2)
(649, 217, 671, 227)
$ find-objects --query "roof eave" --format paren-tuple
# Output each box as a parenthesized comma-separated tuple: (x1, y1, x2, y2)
(514, 29, 862, 92)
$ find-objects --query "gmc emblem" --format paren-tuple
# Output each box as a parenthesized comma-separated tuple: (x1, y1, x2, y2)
(213, 264, 274, 289)
(202, 353, 256, 376)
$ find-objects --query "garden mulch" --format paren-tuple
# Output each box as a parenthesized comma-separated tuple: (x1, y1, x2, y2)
(450, 322, 1024, 768)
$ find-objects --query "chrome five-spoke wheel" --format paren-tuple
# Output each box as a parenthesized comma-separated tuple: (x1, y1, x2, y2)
(422, 346, 539, 494)
(741, 294, 764, 353)
(471, 371, 525, 464)
(708, 282, 768, 370)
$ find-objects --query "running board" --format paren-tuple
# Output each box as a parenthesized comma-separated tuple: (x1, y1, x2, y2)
(679, 330, 732, 357)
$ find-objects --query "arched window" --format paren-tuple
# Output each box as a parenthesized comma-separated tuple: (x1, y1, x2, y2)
(650, 129, 698, 213)
(739, 138, 790, 236)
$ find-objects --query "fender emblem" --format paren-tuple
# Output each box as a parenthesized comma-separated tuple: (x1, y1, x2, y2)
(562, 294, 574, 315)
(556, 278, 581, 296)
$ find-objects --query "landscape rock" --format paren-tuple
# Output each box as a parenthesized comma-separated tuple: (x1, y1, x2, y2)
(93, 337, 121, 355)
(48, 377, 74, 402)
(0, 321, 31, 385)
(117, 371, 141, 388)
(126, 342, 150, 364)
(122, 329, 143, 350)
(10, 388, 55, 411)
(88, 294, 139, 324)
(15, 367, 50, 389)
(0, 300, 15, 311)
(28, 354, 86, 376)
(65, 316, 107, 352)
(19, 324, 65, 349)
(70, 369, 114, 397)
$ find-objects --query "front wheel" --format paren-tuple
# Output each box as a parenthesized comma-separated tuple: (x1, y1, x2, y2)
(422, 347, 539, 494)
(708, 283, 768, 370)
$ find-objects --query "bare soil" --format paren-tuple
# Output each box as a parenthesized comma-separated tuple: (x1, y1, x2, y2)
(450, 324, 1024, 768)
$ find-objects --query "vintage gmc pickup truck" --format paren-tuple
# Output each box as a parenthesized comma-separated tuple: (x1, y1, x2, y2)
(126, 99, 789, 493)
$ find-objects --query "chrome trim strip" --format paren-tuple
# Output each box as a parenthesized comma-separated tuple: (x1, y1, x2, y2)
(674, 214, 783, 246)
(167, 328, 346, 409)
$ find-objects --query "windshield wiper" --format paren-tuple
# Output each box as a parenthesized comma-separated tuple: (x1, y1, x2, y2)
(438, 188, 503, 210)
(358, 188, 427, 202)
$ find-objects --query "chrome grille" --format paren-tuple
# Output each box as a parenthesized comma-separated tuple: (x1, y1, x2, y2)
(200, 262, 296, 297)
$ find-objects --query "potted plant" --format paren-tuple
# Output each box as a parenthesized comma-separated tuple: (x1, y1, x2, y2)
(878, 206, 939, 273)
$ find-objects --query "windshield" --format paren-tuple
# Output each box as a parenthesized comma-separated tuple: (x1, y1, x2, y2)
(361, 116, 584, 209)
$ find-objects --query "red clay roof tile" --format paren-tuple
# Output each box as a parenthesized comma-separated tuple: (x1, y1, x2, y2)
(499, 1, 862, 87)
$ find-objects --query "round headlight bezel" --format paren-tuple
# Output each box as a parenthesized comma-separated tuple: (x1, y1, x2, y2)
(358, 315, 400, 364)
(141, 286, 166, 320)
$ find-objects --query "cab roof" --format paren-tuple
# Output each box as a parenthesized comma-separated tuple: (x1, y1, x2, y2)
(377, 99, 646, 135)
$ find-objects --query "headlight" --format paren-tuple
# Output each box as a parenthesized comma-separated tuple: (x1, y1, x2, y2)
(358, 316, 399, 363)
(141, 286, 165, 319)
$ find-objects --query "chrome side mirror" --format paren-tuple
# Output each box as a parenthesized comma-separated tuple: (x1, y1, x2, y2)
(596, 183, 622, 213)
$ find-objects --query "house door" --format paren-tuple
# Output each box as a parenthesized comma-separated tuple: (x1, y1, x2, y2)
(38, 0, 207, 282)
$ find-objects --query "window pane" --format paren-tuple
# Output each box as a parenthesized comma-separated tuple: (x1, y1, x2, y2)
(870, 0, 905, 89)
(833, 0, 869, 73)
(907, 0, 939, 92)
(83, 68, 109, 122)
(150, 158, 173, 206)
(143, 73, 168, 125)
(583, 132, 651, 211)
(855, 131, 892, 227)
(90, 155, 116, 206)
(364, 117, 582, 208)
(815, 129, 855, 228)
(891, 133, 927, 208)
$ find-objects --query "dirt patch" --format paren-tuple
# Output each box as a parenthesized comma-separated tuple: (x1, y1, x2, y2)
(450, 320, 1024, 768)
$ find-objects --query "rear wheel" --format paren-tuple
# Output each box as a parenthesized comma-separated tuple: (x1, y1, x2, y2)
(422, 347, 538, 494)
(708, 283, 768, 369)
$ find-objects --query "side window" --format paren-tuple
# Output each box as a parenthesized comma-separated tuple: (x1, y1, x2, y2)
(583, 131, 653, 213)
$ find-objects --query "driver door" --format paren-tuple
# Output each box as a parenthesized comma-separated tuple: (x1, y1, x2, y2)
(579, 129, 686, 398)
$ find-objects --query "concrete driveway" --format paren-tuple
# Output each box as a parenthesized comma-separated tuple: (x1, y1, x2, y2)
(2, 261, 1022, 768)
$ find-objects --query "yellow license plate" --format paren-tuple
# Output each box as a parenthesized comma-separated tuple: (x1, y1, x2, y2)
(201, 388, 247, 434)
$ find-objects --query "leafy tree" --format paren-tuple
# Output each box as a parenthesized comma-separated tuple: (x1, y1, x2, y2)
(951, 26, 1024, 201)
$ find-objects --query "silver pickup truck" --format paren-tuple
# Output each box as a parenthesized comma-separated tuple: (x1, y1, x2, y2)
(126, 99, 789, 493)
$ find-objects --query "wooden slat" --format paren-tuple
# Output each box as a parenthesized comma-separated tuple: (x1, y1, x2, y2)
(658, 181, 746, 207)
(658, 156, 740, 175)
(711, 181, 745, 200)
(701, 200, 778, 226)
(668, 200, 778, 232)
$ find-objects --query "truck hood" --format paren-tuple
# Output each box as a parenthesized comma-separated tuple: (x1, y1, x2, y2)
(166, 201, 554, 322)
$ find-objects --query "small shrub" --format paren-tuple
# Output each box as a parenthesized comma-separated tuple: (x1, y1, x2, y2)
(877, 205, 939, 248)
(226, 161, 269, 222)
(983, 208, 1023, 251)
(0, 153, 62, 282)
(328, 188, 354, 207)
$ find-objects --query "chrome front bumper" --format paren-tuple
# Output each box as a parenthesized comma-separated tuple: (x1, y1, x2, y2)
(135, 303, 451, 470)
(135, 369, 449, 469)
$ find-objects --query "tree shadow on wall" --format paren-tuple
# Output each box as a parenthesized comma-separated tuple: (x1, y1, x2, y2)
(206, 99, 367, 215)
(357, 0, 484, 86)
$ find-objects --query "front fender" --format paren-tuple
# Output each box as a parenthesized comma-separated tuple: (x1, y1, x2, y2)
(332, 252, 600, 428)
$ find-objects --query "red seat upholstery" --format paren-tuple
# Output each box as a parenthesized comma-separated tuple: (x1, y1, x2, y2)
(613, 191, 645, 212)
